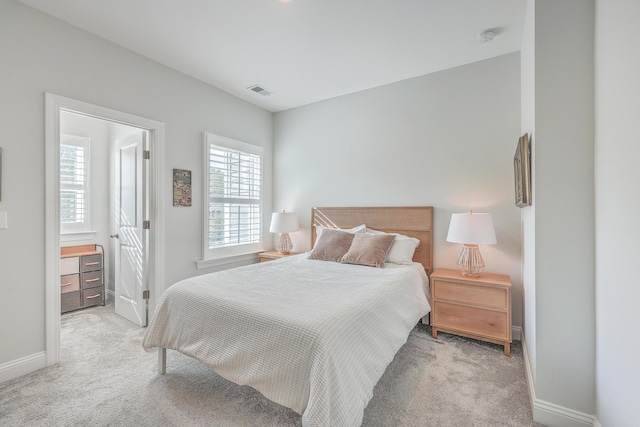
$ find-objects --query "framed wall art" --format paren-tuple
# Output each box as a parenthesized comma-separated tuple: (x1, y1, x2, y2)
(514, 133, 531, 207)
(173, 168, 192, 207)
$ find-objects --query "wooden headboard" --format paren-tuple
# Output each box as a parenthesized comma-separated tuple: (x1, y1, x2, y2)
(311, 206, 434, 274)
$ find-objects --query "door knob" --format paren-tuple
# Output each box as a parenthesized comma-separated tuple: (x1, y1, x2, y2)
(110, 233, 119, 239)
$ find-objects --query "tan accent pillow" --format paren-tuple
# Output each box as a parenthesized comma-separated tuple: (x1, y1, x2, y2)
(314, 224, 365, 247)
(308, 228, 355, 262)
(341, 233, 396, 268)
(366, 228, 420, 265)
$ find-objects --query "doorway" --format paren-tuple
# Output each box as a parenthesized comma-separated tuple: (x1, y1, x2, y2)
(59, 112, 149, 326)
(45, 93, 165, 366)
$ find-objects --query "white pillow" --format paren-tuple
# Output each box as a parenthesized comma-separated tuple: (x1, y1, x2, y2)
(365, 227, 387, 235)
(314, 224, 366, 246)
(366, 228, 420, 265)
(386, 235, 420, 265)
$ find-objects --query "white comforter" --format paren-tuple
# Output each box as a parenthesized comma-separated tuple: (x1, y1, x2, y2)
(142, 254, 430, 427)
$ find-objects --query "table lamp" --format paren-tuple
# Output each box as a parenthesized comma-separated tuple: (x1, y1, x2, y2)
(269, 210, 300, 254)
(446, 210, 497, 277)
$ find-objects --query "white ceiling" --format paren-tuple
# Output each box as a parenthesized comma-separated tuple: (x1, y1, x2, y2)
(20, 0, 527, 112)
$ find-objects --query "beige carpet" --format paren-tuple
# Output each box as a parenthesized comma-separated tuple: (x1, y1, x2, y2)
(0, 303, 541, 426)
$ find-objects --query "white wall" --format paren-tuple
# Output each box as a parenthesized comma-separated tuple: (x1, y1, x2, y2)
(274, 53, 523, 327)
(520, 0, 595, 422)
(594, 0, 640, 425)
(520, 0, 537, 383)
(0, 0, 272, 366)
(536, 0, 595, 415)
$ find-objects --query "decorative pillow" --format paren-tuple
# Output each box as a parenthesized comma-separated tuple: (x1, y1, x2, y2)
(308, 229, 356, 262)
(340, 233, 396, 268)
(314, 224, 365, 246)
(366, 228, 420, 265)
(386, 236, 420, 265)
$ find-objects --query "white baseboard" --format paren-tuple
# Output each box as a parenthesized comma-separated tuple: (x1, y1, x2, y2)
(522, 337, 595, 427)
(512, 325, 522, 341)
(0, 351, 47, 384)
(532, 399, 596, 427)
(106, 288, 115, 303)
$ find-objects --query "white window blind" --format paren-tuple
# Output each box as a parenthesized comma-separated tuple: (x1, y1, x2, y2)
(203, 133, 263, 259)
(60, 134, 90, 234)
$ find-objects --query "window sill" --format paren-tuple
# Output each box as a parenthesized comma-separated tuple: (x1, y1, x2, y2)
(196, 252, 261, 270)
(61, 231, 97, 242)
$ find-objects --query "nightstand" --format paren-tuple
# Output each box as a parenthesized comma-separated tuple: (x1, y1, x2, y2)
(430, 268, 512, 356)
(258, 250, 302, 262)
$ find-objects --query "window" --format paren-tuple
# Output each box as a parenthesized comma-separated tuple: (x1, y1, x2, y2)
(203, 132, 263, 260)
(60, 134, 90, 234)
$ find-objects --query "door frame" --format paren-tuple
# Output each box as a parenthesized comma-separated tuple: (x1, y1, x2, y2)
(44, 93, 165, 366)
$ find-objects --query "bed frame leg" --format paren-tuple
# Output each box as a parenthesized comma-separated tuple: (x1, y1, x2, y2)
(158, 347, 166, 375)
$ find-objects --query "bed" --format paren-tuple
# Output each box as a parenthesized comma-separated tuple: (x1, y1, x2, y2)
(142, 206, 433, 427)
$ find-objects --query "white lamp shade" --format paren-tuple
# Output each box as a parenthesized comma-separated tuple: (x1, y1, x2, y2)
(269, 212, 300, 233)
(446, 212, 497, 245)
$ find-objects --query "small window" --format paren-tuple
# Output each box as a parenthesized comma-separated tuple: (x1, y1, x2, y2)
(203, 132, 263, 259)
(60, 134, 90, 234)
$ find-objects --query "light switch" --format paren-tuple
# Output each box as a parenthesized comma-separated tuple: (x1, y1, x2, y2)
(0, 211, 7, 229)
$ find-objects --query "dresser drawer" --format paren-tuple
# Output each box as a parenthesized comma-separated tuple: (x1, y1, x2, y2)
(81, 254, 103, 272)
(60, 257, 79, 275)
(432, 301, 508, 341)
(61, 291, 81, 313)
(60, 274, 80, 293)
(83, 287, 104, 307)
(433, 279, 507, 310)
(82, 270, 102, 289)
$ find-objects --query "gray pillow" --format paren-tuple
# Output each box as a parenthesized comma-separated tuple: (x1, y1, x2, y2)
(341, 233, 396, 268)
(308, 228, 355, 262)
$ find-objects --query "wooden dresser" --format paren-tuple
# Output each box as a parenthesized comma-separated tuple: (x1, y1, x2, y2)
(430, 268, 512, 356)
(60, 244, 105, 313)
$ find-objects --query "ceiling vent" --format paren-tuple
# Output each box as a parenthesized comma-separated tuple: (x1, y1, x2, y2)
(248, 84, 273, 96)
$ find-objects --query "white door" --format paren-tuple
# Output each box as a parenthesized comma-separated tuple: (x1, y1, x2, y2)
(113, 131, 148, 326)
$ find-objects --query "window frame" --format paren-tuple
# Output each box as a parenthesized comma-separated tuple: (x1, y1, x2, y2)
(201, 132, 264, 262)
(60, 134, 90, 235)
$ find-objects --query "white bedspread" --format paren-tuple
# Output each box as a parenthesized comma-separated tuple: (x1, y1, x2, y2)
(142, 254, 430, 427)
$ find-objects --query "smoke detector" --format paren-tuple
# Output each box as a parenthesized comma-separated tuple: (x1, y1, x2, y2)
(476, 29, 496, 44)
(248, 84, 273, 96)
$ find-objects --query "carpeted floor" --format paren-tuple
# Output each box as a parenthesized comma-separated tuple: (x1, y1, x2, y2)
(0, 303, 542, 427)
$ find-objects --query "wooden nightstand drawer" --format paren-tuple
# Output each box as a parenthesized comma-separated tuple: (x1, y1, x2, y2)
(430, 268, 512, 356)
(433, 279, 507, 310)
(432, 301, 508, 341)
